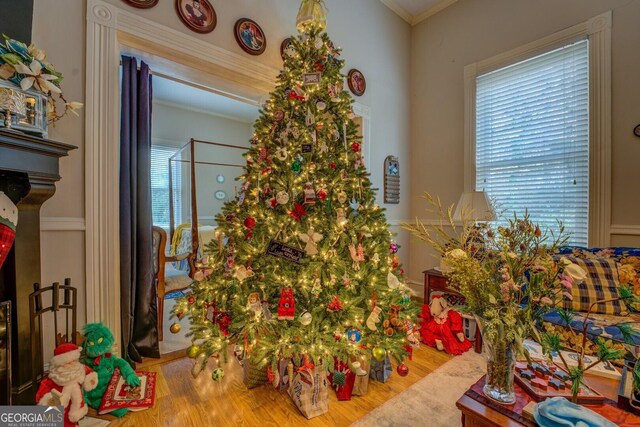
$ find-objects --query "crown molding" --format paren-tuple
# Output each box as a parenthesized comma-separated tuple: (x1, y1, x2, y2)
(379, 0, 458, 26)
(412, 0, 458, 25)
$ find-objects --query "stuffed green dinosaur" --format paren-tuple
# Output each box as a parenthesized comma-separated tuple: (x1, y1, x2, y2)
(81, 323, 140, 418)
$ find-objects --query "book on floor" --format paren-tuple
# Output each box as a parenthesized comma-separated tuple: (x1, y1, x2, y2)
(98, 368, 157, 414)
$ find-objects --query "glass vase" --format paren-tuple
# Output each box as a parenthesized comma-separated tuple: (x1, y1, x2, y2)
(477, 317, 516, 404)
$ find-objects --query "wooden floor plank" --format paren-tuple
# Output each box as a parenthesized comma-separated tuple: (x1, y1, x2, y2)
(111, 344, 453, 427)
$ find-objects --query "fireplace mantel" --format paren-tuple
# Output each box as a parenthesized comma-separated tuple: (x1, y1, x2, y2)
(0, 129, 76, 404)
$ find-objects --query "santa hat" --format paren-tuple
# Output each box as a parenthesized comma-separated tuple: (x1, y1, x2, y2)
(50, 343, 81, 367)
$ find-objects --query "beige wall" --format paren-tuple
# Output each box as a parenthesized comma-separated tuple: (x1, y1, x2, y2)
(31, 0, 412, 324)
(408, 0, 640, 288)
(152, 102, 254, 225)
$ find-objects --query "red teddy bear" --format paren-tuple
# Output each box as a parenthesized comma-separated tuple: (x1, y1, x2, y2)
(278, 288, 295, 320)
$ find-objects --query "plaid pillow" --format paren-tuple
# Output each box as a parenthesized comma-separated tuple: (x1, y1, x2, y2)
(565, 256, 627, 315)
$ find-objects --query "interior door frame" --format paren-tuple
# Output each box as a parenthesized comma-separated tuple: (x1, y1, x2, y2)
(85, 0, 371, 354)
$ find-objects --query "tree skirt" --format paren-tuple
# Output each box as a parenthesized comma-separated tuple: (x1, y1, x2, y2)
(351, 350, 485, 427)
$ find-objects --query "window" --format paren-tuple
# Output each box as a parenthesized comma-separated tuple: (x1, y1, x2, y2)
(151, 145, 181, 229)
(465, 12, 612, 247)
(475, 40, 589, 246)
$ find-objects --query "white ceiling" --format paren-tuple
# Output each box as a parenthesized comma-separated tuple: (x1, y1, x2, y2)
(153, 76, 260, 123)
(379, 0, 457, 25)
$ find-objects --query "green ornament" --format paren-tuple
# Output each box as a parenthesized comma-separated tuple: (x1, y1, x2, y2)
(372, 347, 386, 361)
(212, 367, 225, 381)
(187, 345, 200, 359)
(291, 160, 302, 173)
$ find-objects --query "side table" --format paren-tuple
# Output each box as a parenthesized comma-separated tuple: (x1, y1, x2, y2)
(423, 268, 483, 353)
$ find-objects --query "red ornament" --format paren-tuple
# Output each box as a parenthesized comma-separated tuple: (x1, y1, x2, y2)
(177, 311, 184, 319)
(289, 203, 308, 221)
(246, 231, 253, 240)
(188, 297, 195, 304)
(277, 288, 295, 320)
(244, 217, 257, 229)
(314, 61, 325, 72)
(330, 162, 337, 169)
(397, 363, 409, 377)
(317, 188, 328, 201)
(351, 142, 361, 153)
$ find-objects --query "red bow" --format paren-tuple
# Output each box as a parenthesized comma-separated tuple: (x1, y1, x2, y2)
(93, 353, 112, 365)
(289, 203, 308, 221)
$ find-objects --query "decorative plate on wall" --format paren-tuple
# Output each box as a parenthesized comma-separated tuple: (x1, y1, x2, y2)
(234, 18, 267, 56)
(175, 0, 217, 34)
(347, 69, 366, 97)
(280, 38, 292, 61)
(121, 0, 158, 8)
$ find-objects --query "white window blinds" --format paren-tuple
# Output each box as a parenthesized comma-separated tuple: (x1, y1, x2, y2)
(151, 145, 181, 229)
(475, 39, 589, 246)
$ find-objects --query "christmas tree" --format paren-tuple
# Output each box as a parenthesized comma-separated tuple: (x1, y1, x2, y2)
(172, 0, 418, 385)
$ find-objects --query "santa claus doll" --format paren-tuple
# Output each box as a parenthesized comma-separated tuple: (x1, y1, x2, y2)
(419, 295, 472, 355)
(36, 342, 98, 427)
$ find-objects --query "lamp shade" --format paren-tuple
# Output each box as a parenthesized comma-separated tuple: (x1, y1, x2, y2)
(453, 191, 496, 222)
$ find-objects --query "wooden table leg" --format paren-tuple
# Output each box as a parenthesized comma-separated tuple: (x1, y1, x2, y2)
(474, 323, 482, 354)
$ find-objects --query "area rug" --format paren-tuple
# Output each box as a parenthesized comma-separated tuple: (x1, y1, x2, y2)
(351, 350, 485, 427)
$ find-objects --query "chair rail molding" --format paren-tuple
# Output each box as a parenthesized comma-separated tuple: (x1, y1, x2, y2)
(41, 217, 86, 232)
(85, 0, 280, 354)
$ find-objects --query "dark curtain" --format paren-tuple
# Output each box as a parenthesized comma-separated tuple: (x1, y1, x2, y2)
(120, 56, 160, 364)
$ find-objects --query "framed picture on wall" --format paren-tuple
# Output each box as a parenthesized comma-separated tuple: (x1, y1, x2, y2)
(234, 18, 267, 56)
(121, 0, 158, 8)
(347, 69, 367, 96)
(175, 0, 217, 34)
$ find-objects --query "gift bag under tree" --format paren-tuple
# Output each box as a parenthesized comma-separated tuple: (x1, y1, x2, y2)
(351, 354, 371, 396)
(370, 355, 392, 383)
(328, 358, 355, 401)
(269, 357, 292, 391)
(288, 366, 328, 419)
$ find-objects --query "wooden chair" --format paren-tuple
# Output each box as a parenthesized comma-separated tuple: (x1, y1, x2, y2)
(29, 279, 79, 389)
(152, 226, 192, 341)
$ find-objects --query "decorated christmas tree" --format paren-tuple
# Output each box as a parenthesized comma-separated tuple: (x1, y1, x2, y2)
(172, 0, 418, 391)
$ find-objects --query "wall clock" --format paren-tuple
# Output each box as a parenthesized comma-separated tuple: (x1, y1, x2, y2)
(175, 0, 217, 34)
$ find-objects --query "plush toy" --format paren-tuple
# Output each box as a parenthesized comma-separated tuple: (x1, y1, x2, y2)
(36, 343, 98, 427)
(419, 296, 472, 355)
(382, 304, 406, 336)
(81, 323, 140, 418)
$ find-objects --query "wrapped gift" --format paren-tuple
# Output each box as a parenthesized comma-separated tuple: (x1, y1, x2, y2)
(328, 358, 355, 401)
(242, 354, 269, 389)
(370, 355, 392, 383)
(351, 354, 370, 396)
(288, 366, 328, 419)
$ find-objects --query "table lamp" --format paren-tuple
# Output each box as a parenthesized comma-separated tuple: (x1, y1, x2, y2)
(453, 191, 496, 222)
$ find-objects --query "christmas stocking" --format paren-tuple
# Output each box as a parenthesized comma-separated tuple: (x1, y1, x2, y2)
(0, 192, 18, 270)
(365, 306, 382, 331)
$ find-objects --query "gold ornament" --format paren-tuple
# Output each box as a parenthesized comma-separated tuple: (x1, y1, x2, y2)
(372, 346, 386, 361)
(296, 0, 327, 33)
(170, 322, 181, 334)
(187, 345, 200, 359)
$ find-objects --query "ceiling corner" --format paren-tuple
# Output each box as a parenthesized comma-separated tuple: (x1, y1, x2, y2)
(379, 0, 413, 24)
(411, 0, 458, 26)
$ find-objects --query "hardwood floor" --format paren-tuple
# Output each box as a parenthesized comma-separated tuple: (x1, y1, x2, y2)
(101, 344, 452, 427)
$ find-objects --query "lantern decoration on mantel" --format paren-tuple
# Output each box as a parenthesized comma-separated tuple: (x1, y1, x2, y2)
(296, 0, 327, 33)
(0, 191, 18, 270)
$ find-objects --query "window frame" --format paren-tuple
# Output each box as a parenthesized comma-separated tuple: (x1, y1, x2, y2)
(150, 143, 182, 230)
(463, 11, 612, 247)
